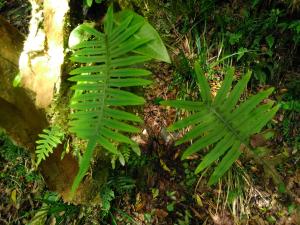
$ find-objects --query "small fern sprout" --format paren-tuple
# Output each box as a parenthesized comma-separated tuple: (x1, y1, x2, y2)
(35, 126, 65, 166)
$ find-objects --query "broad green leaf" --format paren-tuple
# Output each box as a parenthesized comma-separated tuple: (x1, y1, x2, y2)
(111, 38, 153, 58)
(68, 23, 98, 48)
(110, 23, 145, 47)
(111, 15, 133, 40)
(115, 10, 171, 63)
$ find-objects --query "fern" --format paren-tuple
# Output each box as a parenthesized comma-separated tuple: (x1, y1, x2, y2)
(121, 147, 131, 162)
(161, 63, 279, 185)
(69, 6, 170, 194)
(120, 144, 134, 163)
(108, 175, 136, 194)
(35, 127, 65, 166)
(100, 185, 115, 216)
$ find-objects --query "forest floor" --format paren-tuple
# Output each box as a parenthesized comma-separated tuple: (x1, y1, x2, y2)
(0, 0, 300, 224)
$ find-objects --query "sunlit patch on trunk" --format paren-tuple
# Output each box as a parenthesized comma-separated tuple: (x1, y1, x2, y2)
(19, 0, 69, 108)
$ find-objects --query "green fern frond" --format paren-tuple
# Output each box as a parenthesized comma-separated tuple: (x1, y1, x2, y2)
(35, 127, 65, 166)
(100, 185, 115, 215)
(69, 6, 170, 194)
(120, 144, 141, 163)
(161, 63, 279, 185)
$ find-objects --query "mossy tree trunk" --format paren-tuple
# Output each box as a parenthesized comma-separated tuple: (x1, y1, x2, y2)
(0, 0, 95, 203)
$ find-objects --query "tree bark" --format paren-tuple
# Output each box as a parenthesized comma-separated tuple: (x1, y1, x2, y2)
(0, 0, 111, 204)
(0, 16, 46, 149)
(0, 2, 86, 203)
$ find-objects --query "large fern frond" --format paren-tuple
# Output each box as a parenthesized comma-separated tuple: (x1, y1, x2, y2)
(35, 127, 64, 166)
(69, 6, 169, 194)
(161, 63, 279, 185)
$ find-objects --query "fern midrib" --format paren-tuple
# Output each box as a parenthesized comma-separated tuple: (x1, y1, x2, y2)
(71, 34, 113, 195)
(208, 103, 283, 189)
(92, 34, 111, 139)
(208, 105, 249, 148)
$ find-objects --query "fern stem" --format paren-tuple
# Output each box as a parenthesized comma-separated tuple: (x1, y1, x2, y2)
(95, 34, 111, 131)
(71, 139, 97, 195)
(208, 105, 248, 145)
(71, 34, 113, 197)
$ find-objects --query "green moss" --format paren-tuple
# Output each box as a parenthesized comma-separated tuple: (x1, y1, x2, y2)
(0, 132, 26, 161)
